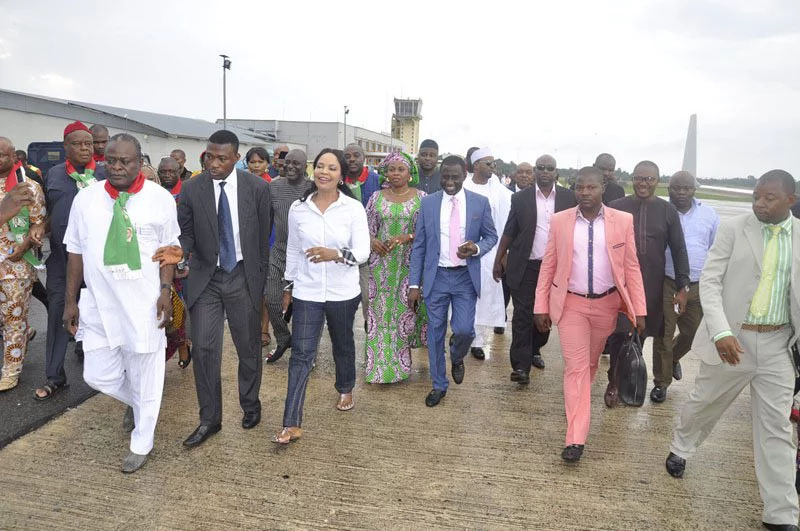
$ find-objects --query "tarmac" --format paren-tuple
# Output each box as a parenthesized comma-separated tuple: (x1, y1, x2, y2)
(0, 316, 772, 530)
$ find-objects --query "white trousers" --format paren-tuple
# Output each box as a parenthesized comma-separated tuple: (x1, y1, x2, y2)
(671, 327, 799, 524)
(83, 346, 165, 455)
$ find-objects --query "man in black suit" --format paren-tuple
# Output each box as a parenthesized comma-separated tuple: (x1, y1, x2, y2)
(595, 153, 625, 205)
(493, 154, 577, 384)
(177, 130, 272, 447)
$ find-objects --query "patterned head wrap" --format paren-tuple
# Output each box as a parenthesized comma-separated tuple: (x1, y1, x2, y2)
(379, 152, 419, 186)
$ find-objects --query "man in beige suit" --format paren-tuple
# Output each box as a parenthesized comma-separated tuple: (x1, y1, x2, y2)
(666, 170, 800, 531)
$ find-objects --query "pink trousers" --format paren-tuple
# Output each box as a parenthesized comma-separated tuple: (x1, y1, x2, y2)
(557, 291, 620, 445)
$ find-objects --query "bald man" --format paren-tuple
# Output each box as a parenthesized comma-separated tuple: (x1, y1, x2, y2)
(170, 149, 192, 181)
(495, 154, 576, 382)
(650, 171, 719, 402)
(594, 153, 625, 205)
(605, 161, 690, 407)
(90, 124, 109, 163)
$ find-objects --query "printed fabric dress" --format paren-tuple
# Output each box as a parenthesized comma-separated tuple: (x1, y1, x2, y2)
(365, 191, 428, 383)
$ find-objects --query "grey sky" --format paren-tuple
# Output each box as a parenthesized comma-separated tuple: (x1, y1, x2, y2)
(1, 0, 798, 179)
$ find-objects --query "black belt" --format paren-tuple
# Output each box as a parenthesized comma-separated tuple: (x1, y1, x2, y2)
(667, 277, 699, 286)
(440, 265, 467, 271)
(567, 287, 617, 299)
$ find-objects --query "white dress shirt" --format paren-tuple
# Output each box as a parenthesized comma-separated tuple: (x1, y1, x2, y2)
(530, 183, 556, 260)
(438, 188, 468, 267)
(568, 207, 615, 295)
(213, 168, 243, 264)
(285, 192, 370, 302)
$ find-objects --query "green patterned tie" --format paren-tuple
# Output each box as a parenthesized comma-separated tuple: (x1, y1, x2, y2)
(749, 225, 782, 318)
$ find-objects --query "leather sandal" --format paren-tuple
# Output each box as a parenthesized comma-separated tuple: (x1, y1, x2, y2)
(271, 427, 302, 444)
(336, 393, 355, 411)
(34, 380, 69, 401)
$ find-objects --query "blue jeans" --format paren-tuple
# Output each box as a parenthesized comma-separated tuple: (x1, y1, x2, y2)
(425, 267, 477, 391)
(282, 295, 360, 427)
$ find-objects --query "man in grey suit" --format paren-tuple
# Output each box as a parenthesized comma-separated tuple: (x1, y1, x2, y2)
(178, 130, 272, 447)
(666, 170, 799, 531)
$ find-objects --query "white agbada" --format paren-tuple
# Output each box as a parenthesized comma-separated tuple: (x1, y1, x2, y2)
(65, 180, 180, 353)
(64, 179, 180, 455)
(462, 175, 512, 328)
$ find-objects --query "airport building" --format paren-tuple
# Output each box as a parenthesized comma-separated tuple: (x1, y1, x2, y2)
(219, 119, 406, 167)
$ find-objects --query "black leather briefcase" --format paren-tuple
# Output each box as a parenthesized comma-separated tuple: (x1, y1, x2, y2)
(616, 331, 647, 407)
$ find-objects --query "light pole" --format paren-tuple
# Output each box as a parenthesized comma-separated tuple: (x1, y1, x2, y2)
(343, 105, 349, 149)
(220, 54, 231, 129)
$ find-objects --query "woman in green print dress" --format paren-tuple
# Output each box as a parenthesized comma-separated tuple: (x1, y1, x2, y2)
(364, 152, 427, 383)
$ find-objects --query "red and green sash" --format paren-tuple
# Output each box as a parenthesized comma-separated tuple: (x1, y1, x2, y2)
(65, 158, 97, 189)
(103, 173, 145, 279)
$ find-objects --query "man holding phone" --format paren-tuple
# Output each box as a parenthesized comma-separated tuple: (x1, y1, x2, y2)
(0, 137, 46, 391)
(409, 155, 497, 407)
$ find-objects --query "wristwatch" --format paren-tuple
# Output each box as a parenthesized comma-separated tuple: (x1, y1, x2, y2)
(160, 283, 171, 291)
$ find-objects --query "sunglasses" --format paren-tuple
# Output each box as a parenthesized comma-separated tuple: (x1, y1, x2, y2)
(536, 165, 556, 172)
(633, 176, 658, 184)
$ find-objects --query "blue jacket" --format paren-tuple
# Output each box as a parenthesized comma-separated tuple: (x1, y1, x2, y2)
(409, 189, 497, 298)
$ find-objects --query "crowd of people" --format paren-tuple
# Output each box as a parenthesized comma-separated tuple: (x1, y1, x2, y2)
(0, 120, 799, 529)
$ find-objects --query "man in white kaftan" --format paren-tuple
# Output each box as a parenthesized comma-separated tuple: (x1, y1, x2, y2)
(63, 134, 180, 473)
(462, 148, 512, 358)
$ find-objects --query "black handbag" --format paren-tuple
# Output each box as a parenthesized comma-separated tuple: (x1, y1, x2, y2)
(615, 331, 647, 407)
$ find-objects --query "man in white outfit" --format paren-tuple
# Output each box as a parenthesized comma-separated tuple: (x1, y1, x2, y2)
(63, 134, 179, 473)
(462, 148, 512, 360)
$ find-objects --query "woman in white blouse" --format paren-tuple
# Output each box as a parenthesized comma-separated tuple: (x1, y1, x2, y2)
(273, 148, 370, 444)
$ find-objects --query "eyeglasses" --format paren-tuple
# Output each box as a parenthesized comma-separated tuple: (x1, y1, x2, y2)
(633, 176, 658, 184)
(536, 165, 556, 172)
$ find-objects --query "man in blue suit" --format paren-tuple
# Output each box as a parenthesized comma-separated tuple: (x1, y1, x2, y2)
(409, 156, 498, 407)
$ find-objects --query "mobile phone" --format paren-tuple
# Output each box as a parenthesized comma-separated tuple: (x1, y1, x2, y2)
(16, 171, 24, 184)
(673, 303, 680, 314)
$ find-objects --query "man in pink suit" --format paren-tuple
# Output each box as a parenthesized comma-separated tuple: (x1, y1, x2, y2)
(534, 167, 647, 463)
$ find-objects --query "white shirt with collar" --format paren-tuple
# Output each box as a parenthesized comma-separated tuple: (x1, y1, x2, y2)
(212, 168, 243, 264)
(530, 183, 556, 260)
(285, 191, 370, 302)
(438, 188, 468, 267)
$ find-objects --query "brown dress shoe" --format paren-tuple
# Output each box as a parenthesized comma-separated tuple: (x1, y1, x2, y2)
(604, 382, 619, 408)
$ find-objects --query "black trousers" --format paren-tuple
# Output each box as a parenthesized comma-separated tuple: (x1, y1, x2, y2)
(44, 252, 70, 385)
(509, 260, 550, 374)
(190, 263, 262, 426)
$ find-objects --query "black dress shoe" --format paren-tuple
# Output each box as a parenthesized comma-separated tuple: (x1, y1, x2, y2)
(763, 523, 799, 531)
(425, 389, 446, 407)
(673, 361, 683, 381)
(665, 452, 685, 478)
(183, 423, 222, 448)
(242, 411, 261, 429)
(451, 362, 465, 384)
(561, 444, 584, 463)
(266, 342, 290, 363)
(531, 354, 545, 369)
(493, 327, 505, 335)
(650, 386, 667, 403)
(470, 347, 485, 360)
(510, 369, 530, 385)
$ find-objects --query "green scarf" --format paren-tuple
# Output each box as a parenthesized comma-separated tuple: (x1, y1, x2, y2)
(103, 173, 145, 279)
(65, 158, 98, 189)
(5, 164, 42, 269)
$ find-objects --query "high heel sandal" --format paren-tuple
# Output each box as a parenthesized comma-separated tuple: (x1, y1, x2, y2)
(271, 427, 302, 444)
(178, 344, 192, 369)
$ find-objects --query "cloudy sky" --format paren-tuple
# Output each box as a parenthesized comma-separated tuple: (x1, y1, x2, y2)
(1, 0, 798, 179)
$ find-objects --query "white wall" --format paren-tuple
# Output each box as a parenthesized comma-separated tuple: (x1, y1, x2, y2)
(0, 108, 262, 173)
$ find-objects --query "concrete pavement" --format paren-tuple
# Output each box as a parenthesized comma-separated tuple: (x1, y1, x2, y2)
(0, 321, 769, 529)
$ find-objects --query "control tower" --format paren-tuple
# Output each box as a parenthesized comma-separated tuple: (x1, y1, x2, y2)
(391, 98, 422, 155)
